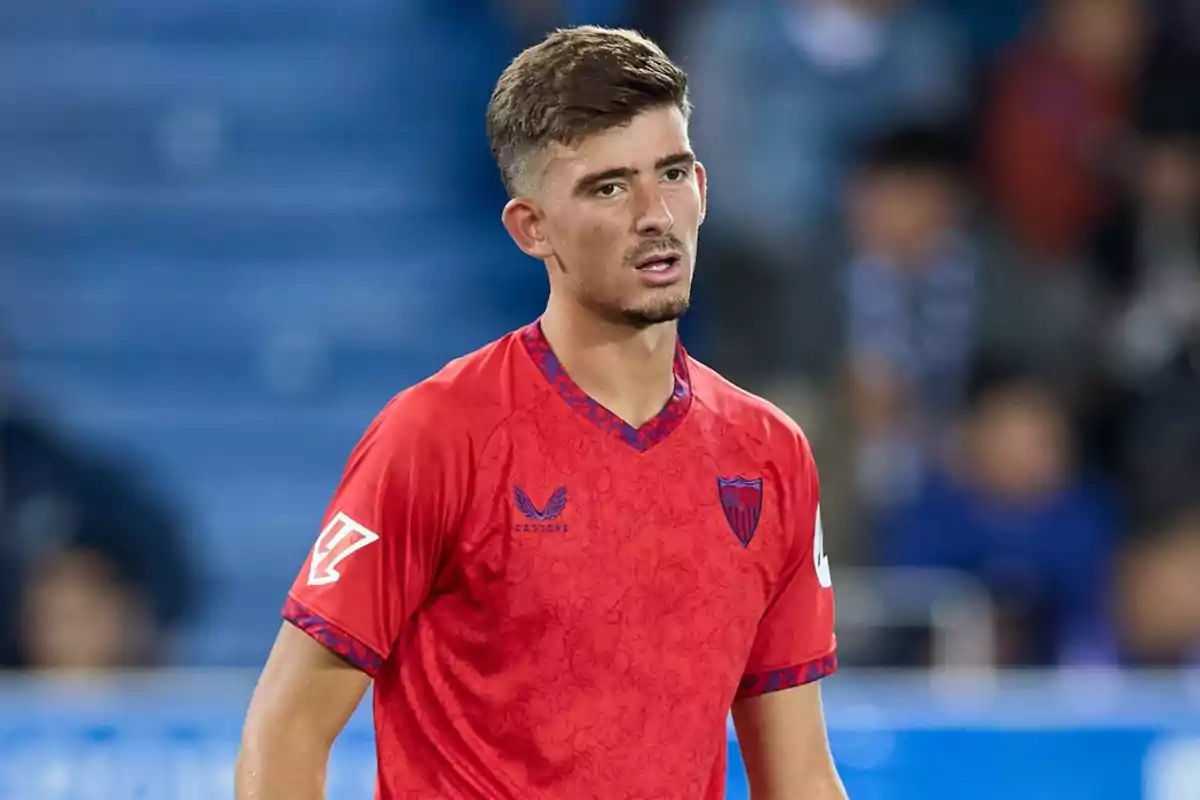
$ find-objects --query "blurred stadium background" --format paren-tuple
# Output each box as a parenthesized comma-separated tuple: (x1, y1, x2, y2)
(1, 0, 1199, 797)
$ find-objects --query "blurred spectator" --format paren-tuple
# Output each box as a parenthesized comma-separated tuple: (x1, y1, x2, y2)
(879, 363, 1121, 667)
(984, 0, 1146, 263)
(676, 0, 966, 391)
(1116, 505, 1200, 666)
(1090, 43, 1200, 386)
(0, 338, 193, 670)
(1121, 337, 1200, 534)
(1080, 41, 1200, 487)
(841, 125, 977, 509)
(679, 0, 965, 251)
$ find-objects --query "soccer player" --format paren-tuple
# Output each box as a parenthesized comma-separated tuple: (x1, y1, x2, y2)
(236, 26, 845, 800)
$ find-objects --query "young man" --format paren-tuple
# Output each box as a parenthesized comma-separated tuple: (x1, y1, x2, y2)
(236, 26, 845, 800)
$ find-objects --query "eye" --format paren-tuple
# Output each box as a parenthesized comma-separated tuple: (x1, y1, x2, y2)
(594, 183, 623, 198)
(663, 166, 690, 182)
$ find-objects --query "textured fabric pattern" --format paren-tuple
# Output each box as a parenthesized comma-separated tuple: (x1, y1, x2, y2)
(284, 321, 837, 799)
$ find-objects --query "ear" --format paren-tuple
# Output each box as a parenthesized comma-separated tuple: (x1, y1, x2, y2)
(695, 160, 708, 225)
(501, 197, 555, 260)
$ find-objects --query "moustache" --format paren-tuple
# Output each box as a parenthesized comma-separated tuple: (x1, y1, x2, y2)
(624, 236, 686, 267)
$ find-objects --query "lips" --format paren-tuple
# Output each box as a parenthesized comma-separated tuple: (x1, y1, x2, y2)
(635, 252, 682, 271)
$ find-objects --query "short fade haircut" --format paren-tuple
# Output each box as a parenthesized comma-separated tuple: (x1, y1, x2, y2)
(486, 25, 691, 198)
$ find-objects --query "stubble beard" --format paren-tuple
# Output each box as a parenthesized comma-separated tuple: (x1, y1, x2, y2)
(575, 280, 691, 330)
(617, 293, 691, 329)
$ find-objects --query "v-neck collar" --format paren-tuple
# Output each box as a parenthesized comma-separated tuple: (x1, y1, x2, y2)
(519, 318, 693, 452)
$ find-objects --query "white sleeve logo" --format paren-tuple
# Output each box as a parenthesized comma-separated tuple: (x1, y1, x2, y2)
(813, 505, 832, 588)
(307, 511, 380, 586)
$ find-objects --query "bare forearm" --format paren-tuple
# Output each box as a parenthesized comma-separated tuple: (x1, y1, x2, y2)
(236, 625, 370, 799)
(734, 683, 849, 800)
(749, 770, 848, 800)
(235, 735, 330, 800)
(821, 774, 850, 799)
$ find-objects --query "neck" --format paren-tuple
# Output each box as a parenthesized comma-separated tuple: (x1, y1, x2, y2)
(539, 297, 679, 428)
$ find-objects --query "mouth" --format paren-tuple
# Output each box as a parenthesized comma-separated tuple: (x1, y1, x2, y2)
(635, 252, 683, 273)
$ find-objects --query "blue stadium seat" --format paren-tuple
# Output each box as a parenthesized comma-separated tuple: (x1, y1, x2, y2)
(0, 0, 422, 41)
(3, 0, 532, 665)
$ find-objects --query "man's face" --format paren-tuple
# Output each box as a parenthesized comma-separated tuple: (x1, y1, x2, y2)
(851, 168, 959, 266)
(20, 549, 145, 670)
(967, 384, 1071, 501)
(512, 105, 707, 328)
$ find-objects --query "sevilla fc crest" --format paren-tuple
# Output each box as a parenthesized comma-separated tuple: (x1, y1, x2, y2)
(717, 476, 763, 547)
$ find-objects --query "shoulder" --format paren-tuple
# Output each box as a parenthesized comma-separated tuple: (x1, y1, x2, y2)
(370, 330, 527, 455)
(686, 357, 816, 472)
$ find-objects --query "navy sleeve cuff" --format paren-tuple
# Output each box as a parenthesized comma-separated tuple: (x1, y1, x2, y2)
(282, 595, 385, 677)
(736, 651, 838, 700)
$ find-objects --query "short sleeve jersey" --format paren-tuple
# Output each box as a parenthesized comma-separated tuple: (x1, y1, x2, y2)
(284, 320, 837, 799)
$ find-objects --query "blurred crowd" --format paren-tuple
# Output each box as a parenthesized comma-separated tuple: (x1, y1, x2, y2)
(0, 334, 193, 670)
(671, 0, 1200, 670)
(2, 0, 1198, 673)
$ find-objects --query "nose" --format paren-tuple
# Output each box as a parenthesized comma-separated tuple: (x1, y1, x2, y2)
(634, 184, 674, 238)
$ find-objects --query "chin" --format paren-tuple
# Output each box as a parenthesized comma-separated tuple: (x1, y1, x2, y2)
(620, 294, 691, 328)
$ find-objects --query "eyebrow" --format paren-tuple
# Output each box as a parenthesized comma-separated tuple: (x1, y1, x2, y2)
(573, 151, 696, 196)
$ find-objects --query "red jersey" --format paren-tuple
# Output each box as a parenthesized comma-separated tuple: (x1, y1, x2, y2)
(284, 320, 837, 799)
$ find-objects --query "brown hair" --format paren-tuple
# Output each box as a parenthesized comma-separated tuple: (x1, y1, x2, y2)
(486, 26, 691, 197)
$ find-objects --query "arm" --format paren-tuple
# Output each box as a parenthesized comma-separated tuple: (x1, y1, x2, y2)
(235, 623, 371, 799)
(235, 387, 463, 798)
(735, 426, 844, 797)
(732, 682, 847, 800)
